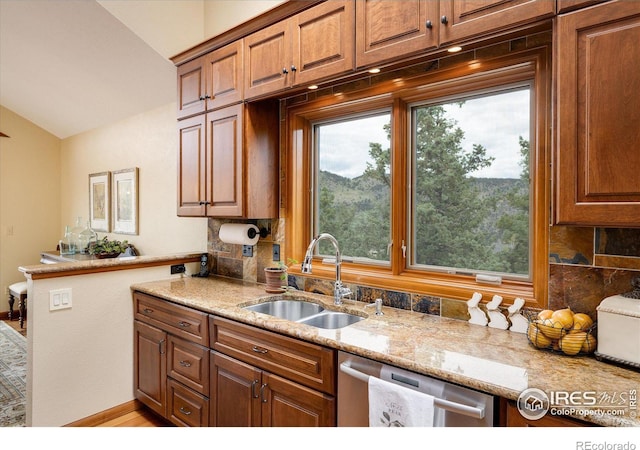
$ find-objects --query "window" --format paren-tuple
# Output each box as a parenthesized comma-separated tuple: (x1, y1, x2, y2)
(313, 112, 392, 264)
(409, 87, 531, 280)
(286, 49, 549, 307)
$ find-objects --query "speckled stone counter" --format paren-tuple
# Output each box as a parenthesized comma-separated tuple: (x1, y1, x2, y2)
(131, 275, 640, 427)
(20, 252, 201, 279)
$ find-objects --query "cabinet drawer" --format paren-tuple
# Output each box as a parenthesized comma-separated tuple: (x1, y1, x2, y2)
(134, 292, 209, 346)
(211, 316, 335, 395)
(167, 378, 209, 427)
(168, 335, 210, 396)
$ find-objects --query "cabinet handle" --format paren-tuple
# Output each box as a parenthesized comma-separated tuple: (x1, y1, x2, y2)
(177, 321, 191, 328)
(179, 360, 192, 368)
(199, 95, 211, 101)
(143, 308, 153, 314)
(159, 339, 165, 355)
(199, 201, 211, 206)
(441, 15, 448, 25)
(282, 67, 289, 74)
(426, 20, 432, 29)
(290, 65, 297, 72)
(179, 407, 192, 416)
(251, 379, 260, 398)
(252, 346, 268, 354)
(260, 383, 268, 403)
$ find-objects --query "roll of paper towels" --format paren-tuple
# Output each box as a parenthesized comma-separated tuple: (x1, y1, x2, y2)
(219, 223, 260, 246)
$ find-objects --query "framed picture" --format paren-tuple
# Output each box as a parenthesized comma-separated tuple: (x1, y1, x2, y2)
(89, 172, 110, 232)
(112, 167, 139, 235)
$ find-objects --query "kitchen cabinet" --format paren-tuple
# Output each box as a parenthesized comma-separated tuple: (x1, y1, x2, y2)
(556, 0, 609, 14)
(177, 40, 243, 120)
(133, 292, 210, 426)
(554, 1, 640, 226)
(439, 0, 555, 45)
(244, 0, 355, 99)
(210, 316, 336, 427)
(356, 0, 439, 68)
(177, 101, 279, 218)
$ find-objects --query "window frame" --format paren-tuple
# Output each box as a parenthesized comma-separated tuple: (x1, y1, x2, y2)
(285, 48, 550, 308)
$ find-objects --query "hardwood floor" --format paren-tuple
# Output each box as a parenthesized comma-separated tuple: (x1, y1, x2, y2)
(2, 317, 26, 337)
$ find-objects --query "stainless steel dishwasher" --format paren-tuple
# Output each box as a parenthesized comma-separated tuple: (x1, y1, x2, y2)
(337, 351, 497, 427)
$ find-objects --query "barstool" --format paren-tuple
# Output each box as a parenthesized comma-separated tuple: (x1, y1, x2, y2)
(8, 281, 27, 329)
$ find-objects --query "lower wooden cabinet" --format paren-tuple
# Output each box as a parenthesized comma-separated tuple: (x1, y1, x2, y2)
(211, 351, 335, 427)
(505, 401, 593, 427)
(133, 291, 336, 427)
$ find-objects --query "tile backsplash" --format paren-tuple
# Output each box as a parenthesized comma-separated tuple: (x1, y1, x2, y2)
(208, 218, 640, 322)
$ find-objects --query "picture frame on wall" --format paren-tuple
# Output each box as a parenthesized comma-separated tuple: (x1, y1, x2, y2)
(112, 167, 139, 235)
(89, 171, 110, 232)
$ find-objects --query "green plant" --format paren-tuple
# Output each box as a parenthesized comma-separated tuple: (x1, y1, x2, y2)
(89, 236, 129, 255)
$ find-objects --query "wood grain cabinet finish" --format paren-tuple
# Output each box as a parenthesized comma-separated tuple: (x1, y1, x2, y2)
(356, 0, 439, 68)
(177, 40, 243, 119)
(210, 316, 336, 427)
(177, 101, 279, 218)
(556, 0, 609, 14)
(244, 0, 355, 99)
(134, 293, 211, 426)
(439, 0, 555, 45)
(505, 401, 592, 426)
(555, 1, 640, 226)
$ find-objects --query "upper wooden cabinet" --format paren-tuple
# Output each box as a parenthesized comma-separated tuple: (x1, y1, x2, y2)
(439, 0, 555, 45)
(177, 40, 243, 119)
(244, 0, 355, 99)
(554, 1, 640, 226)
(177, 102, 279, 218)
(356, 0, 439, 68)
(556, 0, 608, 14)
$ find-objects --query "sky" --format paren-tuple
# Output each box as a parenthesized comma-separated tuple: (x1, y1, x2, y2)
(317, 88, 530, 180)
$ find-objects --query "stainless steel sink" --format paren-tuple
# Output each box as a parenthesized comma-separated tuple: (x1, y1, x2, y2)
(298, 311, 364, 329)
(242, 298, 364, 329)
(243, 299, 324, 321)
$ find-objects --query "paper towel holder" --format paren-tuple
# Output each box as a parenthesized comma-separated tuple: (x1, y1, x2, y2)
(248, 226, 269, 239)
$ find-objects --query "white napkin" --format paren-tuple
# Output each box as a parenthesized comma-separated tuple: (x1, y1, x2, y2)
(368, 376, 435, 427)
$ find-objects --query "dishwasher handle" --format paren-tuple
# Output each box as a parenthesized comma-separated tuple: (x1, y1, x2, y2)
(340, 360, 486, 420)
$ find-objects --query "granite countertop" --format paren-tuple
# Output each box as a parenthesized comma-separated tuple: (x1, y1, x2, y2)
(20, 252, 201, 279)
(130, 275, 640, 427)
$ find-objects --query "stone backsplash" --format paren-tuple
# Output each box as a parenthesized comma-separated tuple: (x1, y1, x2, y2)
(207, 218, 640, 323)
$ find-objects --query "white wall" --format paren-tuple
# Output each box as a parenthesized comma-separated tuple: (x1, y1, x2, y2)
(204, 0, 286, 37)
(27, 263, 198, 426)
(0, 106, 61, 313)
(60, 103, 207, 256)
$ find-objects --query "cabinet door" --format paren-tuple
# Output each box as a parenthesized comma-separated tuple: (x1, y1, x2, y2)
(291, 0, 355, 86)
(205, 104, 244, 217)
(244, 20, 291, 100)
(439, 0, 555, 45)
(177, 56, 207, 119)
(356, 0, 439, 68)
(557, 0, 608, 14)
(205, 40, 244, 110)
(555, 1, 640, 226)
(177, 114, 207, 216)
(261, 372, 336, 427)
(167, 335, 210, 396)
(211, 351, 261, 427)
(134, 320, 167, 418)
(167, 378, 209, 427)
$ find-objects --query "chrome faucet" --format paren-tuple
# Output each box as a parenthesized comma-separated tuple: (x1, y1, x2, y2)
(301, 233, 352, 306)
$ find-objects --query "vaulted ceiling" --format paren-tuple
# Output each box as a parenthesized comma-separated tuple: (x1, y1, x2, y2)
(0, 0, 205, 139)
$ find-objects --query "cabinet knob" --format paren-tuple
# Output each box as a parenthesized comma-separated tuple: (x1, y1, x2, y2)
(290, 65, 297, 72)
(282, 67, 289, 74)
(426, 20, 432, 29)
(441, 15, 448, 25)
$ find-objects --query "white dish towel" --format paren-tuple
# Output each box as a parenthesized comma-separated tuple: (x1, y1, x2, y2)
(368, 376, 435, 427)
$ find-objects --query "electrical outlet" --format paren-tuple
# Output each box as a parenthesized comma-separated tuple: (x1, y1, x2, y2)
(171, 264, 186, 274)
(272, 244, 280, 262)
(242, 245, 253, 257)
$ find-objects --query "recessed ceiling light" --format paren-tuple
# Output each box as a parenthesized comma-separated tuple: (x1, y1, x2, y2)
(447, 46, 463, 53)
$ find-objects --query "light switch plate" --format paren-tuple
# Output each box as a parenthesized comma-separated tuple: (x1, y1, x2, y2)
(50, 288, 72, 311)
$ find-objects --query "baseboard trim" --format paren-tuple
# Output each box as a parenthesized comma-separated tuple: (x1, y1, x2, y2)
(64, 400, 143, 427)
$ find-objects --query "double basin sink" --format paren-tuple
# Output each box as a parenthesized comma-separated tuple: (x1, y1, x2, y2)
(243, 297, 364, 329)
